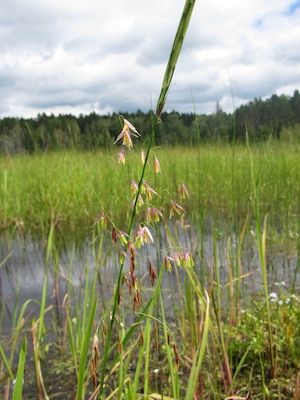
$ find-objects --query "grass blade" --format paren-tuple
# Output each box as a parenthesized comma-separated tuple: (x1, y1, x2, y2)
(77, 295, 98, 400)
(184, 290, 210, 400)
(12, 338, 27, 400)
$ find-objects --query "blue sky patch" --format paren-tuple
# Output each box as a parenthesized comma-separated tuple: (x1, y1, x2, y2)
(286, 0, 300, 15)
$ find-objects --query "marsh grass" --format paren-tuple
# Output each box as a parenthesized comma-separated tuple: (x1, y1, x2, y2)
(1, 144, 300, 399)
(1, 142, 300, 245)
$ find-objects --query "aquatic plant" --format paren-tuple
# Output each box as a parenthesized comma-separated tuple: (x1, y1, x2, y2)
(93, 1, 208, 397)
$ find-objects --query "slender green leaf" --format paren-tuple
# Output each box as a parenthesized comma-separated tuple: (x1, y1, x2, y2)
(12, 338, 27, 400)
(77, 295, 98, 400)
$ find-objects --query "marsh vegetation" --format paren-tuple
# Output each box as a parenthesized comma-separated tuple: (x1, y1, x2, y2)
(1, 140, 300, 399)
(1, 1, 300, 398)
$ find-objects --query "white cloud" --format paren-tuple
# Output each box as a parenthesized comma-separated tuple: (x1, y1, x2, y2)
(0, 0, 299, 118)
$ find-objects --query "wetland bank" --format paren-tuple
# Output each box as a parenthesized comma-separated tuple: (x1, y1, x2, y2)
(1, 143, 300, 399)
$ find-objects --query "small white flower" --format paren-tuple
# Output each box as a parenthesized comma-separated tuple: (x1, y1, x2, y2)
(269, 292, 278, 302)
(274, 281, 286, 287)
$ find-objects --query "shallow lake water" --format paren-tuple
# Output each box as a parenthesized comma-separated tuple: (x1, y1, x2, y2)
(0, 226, 299, 398)
(1, 227, 299, 336)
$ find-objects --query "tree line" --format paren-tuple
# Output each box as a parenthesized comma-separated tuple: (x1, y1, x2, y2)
(1, 90, 300, 154)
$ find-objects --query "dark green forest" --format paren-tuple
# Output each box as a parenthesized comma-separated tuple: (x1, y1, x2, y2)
(1, 90, 300, 154)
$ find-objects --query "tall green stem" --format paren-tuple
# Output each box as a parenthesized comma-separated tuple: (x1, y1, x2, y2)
(98, 1, 196, 396)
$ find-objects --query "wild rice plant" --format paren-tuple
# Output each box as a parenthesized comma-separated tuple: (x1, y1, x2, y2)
(96, 1, 200, 398)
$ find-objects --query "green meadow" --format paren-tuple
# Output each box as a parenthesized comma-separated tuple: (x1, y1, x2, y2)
(1, 142, 300, 241)
(0, 142, 300, 240)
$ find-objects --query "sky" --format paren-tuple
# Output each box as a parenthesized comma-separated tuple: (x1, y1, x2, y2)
(0, 0, 300, 118)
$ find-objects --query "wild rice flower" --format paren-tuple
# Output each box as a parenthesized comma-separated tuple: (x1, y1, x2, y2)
(181, 251, 194, 267)
(178, 183, 190, 199)
(119, 230, 129, 246)
(134, 225, 154, 248)
(114, 118, 140, 148)
(169, 200, 186, 218)
(170, 251, 194, 268)
(164, 256, 173, 272)
(131, 194, 144, 209)
(137, 194, 144, 207)
(141, 150, 146, 164)
(149, 261, 157, 286)
(142, 181, 158, 201)
(92, 334, 100, 362)
(146, 207, 163, 223)
(118, 149, 126, 164)
(112, 226, 117, 243)
(118, 248, 127, 264)
(133, 289, 141, 311)
(173, 252, 181, 266)
(129, 243, 136, 274)
(139, 327, 144, 346)
(91, 334, 100, 387)
(173, 343, 179, 369)
(127, 270, 138, 291)
(112, 227, 129, 246)
(164, 253, 180, 269)
(94, 212, 107, 228)
(131, 179, 138, 195)
(153, 157, 161, 173)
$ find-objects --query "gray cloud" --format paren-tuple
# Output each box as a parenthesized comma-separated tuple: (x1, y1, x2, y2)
(0, 0, 300, 118)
